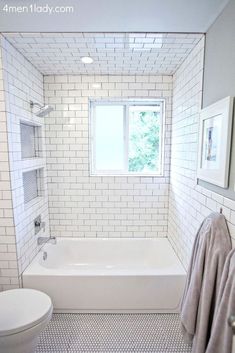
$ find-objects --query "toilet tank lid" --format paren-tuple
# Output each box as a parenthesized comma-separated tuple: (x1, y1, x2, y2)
(0, 288, 52, 336)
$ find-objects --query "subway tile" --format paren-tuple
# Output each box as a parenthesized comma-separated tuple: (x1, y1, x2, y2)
(1, 33, 235, 291)
(3, 33, 202, 75)
(167, 37, 235, 269)
(0, 34, 49, 289)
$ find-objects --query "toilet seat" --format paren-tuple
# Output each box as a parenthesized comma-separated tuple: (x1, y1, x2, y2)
(0, 288, 53, 337)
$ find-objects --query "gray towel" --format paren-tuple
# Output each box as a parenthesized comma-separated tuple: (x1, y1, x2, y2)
(206, 248, 235, 353)
(180, 212, 232, 353)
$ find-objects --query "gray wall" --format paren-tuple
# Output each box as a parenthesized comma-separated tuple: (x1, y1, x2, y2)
(200, 0, 235, 199)
(0, 0, 230, 33)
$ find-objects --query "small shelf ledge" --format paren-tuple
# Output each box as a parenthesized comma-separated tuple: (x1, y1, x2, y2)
(23, 168, 44, 205)
(20, 121, 42, 159)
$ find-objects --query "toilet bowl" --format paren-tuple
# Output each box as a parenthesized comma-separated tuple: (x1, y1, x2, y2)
(0, 288, 53, 353)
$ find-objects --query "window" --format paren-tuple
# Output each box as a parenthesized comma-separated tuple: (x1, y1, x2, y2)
(90, 100, 164, 175)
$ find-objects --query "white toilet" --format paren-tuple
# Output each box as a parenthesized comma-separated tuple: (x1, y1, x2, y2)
(0, 288, 53, 353)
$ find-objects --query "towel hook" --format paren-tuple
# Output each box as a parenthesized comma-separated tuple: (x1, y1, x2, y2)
(220, 207, 223, 214)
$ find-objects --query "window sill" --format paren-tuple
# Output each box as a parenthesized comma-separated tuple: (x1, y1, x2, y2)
(90, 173, 164, 177)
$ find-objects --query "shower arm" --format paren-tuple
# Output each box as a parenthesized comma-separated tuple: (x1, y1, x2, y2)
(30, 100, 42, 109)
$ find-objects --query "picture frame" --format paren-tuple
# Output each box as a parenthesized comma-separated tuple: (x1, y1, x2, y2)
(197, 96, 234, 188)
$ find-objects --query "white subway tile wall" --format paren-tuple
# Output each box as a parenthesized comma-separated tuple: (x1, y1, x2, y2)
(1, 33, 235, 290)
(0, 36, 19, 291)
(0, 35, 50, 279)
(44, 75, 172, 238)
(168, 37, 235, 268)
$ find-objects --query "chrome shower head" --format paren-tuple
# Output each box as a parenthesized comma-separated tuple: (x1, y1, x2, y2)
(35, 105, 53, 117)
(30, 101, 53, 117)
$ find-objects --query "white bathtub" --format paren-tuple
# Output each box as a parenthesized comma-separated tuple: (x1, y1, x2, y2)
(22, 238, 186, 313)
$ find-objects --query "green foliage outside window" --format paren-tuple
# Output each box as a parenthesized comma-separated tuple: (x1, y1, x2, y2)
(128, 110, 160, 172)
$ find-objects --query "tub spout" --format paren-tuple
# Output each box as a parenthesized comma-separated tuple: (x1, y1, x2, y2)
(37, 236, 57, 246)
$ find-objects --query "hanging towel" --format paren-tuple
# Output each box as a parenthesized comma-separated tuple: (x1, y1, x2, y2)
(206, 248, 235, 353)
(180, 212, 232, 353)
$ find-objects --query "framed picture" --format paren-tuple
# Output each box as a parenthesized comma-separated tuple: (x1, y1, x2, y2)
(197, 96, 234, 188)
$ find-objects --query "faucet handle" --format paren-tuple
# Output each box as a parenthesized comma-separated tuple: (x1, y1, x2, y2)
(35, 220, 41, 227)
(34, 215, 42, 235)
(50, 236, 57, 244)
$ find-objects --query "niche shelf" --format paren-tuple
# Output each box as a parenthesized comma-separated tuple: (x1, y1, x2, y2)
(20, 121, 42, 159)
(23, 168, 44, 205)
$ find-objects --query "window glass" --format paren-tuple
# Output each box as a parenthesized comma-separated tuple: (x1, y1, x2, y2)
(95, 105, 124, 171)
(91, 101, 163, 175)
(129, 105, 161, 173)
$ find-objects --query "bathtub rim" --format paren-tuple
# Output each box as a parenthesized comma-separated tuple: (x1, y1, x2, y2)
(23, 237, 186, 277)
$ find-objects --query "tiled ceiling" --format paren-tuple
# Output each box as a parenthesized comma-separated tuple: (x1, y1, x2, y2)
(3, 32, 203, 75)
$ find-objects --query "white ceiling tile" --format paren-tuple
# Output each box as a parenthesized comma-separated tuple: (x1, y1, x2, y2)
(3, 32, 203, 75)
(135, 37, 155, 44)
(62, 33, 84, 38)
(41, 33, 61, 38)
(83, 33, 105, 38)
(54, 37, 76, 43)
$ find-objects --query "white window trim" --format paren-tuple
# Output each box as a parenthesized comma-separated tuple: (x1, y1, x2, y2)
(89, 99, 165, 177)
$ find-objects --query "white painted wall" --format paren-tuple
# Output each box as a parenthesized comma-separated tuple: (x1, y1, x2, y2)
(199, 0, 235, 200)
(203, 0, 235, 107)
(0, 0, 230, 33)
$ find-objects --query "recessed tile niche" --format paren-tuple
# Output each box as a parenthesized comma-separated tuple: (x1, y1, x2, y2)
(23, 168, 44, 204)
(20, 122, 42, 159)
